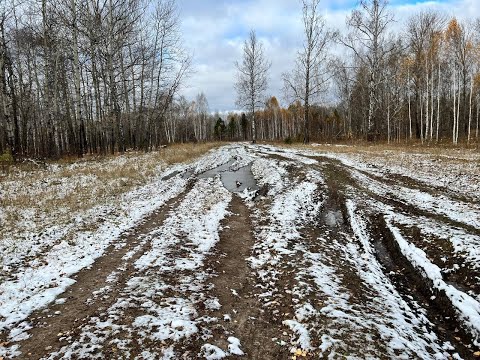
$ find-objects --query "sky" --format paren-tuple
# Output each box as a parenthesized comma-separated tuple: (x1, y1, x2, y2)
(177, 0, 479, 113)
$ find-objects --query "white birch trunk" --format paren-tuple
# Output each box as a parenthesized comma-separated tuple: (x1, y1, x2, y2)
(436, 62, 440, 142)
(456, 75, 461, 145)
(420, 94, 424, 144)
(453, 68, 457, 144)
(430, 62, 434, 140)
(408, 67, 412, 140)
(425, 57, 429, 141)
(468, 75, 473, 144)
(387, 95, 390, 144)
(476, 94, 479, 140)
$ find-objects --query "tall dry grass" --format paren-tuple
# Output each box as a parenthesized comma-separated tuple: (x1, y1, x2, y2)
(0, 142, 224, 246)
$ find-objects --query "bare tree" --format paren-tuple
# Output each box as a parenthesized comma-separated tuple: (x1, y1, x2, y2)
(407, 11, 445, 142)
(194, 92, 208, 142)
(342, 0, 395, 138)
(234, 29, 270, 144)
(331, 58, 355, 138)
(283, 0, 333, 144)
(445, 18, 475, 145)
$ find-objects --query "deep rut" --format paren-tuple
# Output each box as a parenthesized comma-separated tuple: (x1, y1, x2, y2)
(13, 182, 194, 359)
(318, 160, 478, 357)
(192, 195, 289, 359)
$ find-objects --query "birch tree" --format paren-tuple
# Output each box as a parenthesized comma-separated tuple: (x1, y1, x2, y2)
(283, 0, 333, 144)
(331, 58, 355, 138)
(342, 0, 394, 139)
(234, 30, 270, 144)
(194, 92, 208, 142)
(407, 12, 444, 143)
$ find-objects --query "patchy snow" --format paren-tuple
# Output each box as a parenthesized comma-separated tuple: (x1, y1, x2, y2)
(334, 150, 480, 202)
(46, 177, 232, 359)
(0, 174, 189, 333)
(198, 336, 245, 358)
(1, 145, 247, 352)
(201, 344, 227, 359)
(132, 297, 199, 342)
(247, 146, 454, 358)
(2, 143, 478, 358)
(390, 212, 480, 270)
(346, 166, 480, 229)
(250, 157, 289, 196)
(385, 217, 480, 346)
(227, 336, 245, 356)
(253, 144, 318, 165)
(283, 320, 312, 350)
(0, 153, 177, 271)
(286, 145, 480, 202)
(249, 170, 323, 270)
(346, 200, 454, 358)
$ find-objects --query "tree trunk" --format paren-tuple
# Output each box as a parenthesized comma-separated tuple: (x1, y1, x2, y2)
(425, 57, 429, 142)
(453, 68, 457, 144)
(408, 67, 412, 140)
(251, 104, 256, 144)
(476, 94, 479, 140)
(468, 75, 472, 144)
(72, 0, 84, 156)
(436, 62, 440, 142)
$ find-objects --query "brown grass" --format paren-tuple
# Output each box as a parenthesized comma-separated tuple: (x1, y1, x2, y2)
(0, 142, 224, 244)
(262, 140, 480, 162)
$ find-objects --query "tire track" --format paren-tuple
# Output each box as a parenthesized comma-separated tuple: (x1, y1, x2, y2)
(188, 195, 290, 359)
(317, 159, 478, 357)
(12, 181, 196, 359)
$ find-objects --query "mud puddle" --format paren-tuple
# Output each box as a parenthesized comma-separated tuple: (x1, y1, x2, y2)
(199, 159, 259, 193)
(161, 169, 195, 181)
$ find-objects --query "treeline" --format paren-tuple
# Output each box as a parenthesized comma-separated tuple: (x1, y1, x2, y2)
(332, 10, 480, 145)
(0, 0, 190, 158)
(213, 97, 342, 143)
(233, 0, 480, 145)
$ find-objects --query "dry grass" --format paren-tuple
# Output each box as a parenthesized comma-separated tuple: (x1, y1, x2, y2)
(272, 140, 478, 157)
(267, 140, 480, 202)
(0, 142, 224, 246)
(266, 140, 480, 170)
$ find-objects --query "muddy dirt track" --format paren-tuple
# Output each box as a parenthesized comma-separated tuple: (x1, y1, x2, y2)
(1, 144, 480, 359)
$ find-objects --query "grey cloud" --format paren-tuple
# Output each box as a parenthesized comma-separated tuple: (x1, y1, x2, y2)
(178, 0, 475, 111)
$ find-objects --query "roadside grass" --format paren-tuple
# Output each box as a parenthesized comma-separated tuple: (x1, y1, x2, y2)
(0, 142, 224, 248)
(270, 139, 480, 170)
(269, 140, 480, 202)
(272, 140, 479, 158)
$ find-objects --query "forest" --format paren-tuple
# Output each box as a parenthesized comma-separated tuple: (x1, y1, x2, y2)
(0, 0, 479, 158)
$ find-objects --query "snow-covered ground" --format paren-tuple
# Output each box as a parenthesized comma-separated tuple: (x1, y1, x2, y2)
(1, 143, 479, 359)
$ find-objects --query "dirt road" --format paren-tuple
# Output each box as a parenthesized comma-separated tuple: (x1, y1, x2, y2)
(1, 144, 479, 359)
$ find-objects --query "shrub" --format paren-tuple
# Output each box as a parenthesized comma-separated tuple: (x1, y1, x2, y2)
(0, 149, 14, 163)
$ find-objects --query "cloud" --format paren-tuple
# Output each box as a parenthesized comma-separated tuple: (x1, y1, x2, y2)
(178, 0, 478, 111)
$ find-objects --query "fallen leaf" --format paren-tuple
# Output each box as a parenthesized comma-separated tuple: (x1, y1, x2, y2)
(293, 349, 307, 357)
